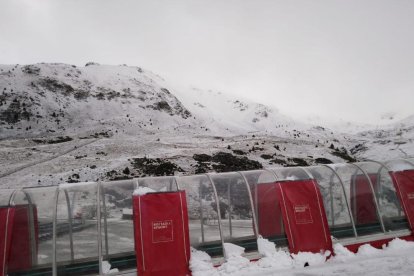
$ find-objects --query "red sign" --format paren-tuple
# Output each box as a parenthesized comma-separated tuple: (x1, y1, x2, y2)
(152, 220, 173, 243)
(276, 179, 332, 254)
(133, 191, 190, 276)
(294, 204, 313, 224)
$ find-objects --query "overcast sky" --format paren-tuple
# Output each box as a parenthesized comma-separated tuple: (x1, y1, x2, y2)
(1, 0, 413, 124)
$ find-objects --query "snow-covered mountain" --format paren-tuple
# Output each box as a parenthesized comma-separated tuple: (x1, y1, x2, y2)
(352, 114, 414, 160)
(0, 62, 310, 139)
(0, 63, 196, 139)
(0, 63, 413, 188)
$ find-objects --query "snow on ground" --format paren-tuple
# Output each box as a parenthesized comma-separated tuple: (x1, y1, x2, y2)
(190, 238, 414, 276)
(102, 260, 119, 274)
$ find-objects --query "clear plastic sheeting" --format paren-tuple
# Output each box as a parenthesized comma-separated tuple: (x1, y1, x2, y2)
(0, 158, 413, 276)
(0, 188, 15, 206)
(57, 182, 100, 274)
(138, 176, 178, 192)
(100, 179, 136, 271)
(5, 186, 57, 271)
(270, 167, 311, 181)
(208, 173, 256, 251)
(306, 166, 356, 238)
(176, 174, 223, 256)
(240, 170, 276, 234)
(356, 162, 409, 232)
(239, 170, 288, 247)
(6, 188, 44, 272)
(241, 170, 279, 185)
(385, 159, 414, 172)
(328, 163, 384, 236)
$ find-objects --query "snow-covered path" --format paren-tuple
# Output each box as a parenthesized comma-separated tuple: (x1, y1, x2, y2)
(0, 138, 100, 178)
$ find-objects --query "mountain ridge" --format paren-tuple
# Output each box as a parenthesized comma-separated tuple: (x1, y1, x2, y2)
(0, 62, 413, 188)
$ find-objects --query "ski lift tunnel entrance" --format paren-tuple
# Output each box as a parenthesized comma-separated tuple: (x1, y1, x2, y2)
(1, 159, 414, 275)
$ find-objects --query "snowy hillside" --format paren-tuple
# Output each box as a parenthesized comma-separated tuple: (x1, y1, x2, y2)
(171, 85, 301, 135)
(0, 63, 413, 188)
(0, 63, 317, 139)
(348, 114, 414, 160)
(0, 63, 196, 139)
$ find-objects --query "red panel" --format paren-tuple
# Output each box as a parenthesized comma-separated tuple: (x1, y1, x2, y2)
(8, 205, 38, 272)
(351, 174, 379, 224)
(275, 179, 332, 254)
(255, 183, 284, 237)
(390, 170, 414, 230)
(0, 207, 15, 276)
(133, 191, 191, 276)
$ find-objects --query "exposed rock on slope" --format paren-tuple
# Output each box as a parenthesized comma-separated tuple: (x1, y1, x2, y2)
(0, 63, 193, 139)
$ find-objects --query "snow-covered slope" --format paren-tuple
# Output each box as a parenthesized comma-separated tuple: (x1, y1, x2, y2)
(347, 114, 414, 160)
(0, 63, 197, 139)
(0, 63, 329, 139)
(171, 85, 300, 135)
(0, 63, 413, 188)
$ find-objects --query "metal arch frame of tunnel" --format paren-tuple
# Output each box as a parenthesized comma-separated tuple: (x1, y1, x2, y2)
(50, 180, 113, 276)
(299, 167, 315, 180)
(101, 178, 145, 262)
(265, 166, 334, 251)
(203, 172, 259, 259)
(348, 163, 386, 233)
(8, 188, 39, 266)
(319, 164, 359, 238)
(365, 159, 406, 217)
(176, 176, 208, 243)
(299, 166, 339, 242)
(52, 178, 144, 276)
(237, 171, 260, 238)
(267, 168, 281, 180)
(6, 158, 414, 276)
(324, 163, 385, 235)
(265, 168, 298, 247)
(363, 158, 397, 185)
(51, 185, 78, 276)
(265, 167, 316, 243)
(250, 168, 284, 240)
(375, 158, 414, 172)
(204, 173, 225, 258)
(377, 159, 414, 229)
(235, 169, 281, 240)
(396, 159, 414, 167)
(306, 166, 337, 227)
(298, 165, 358, 238)
(269, 167, 312, 180)
(136, 176, 180, 191)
